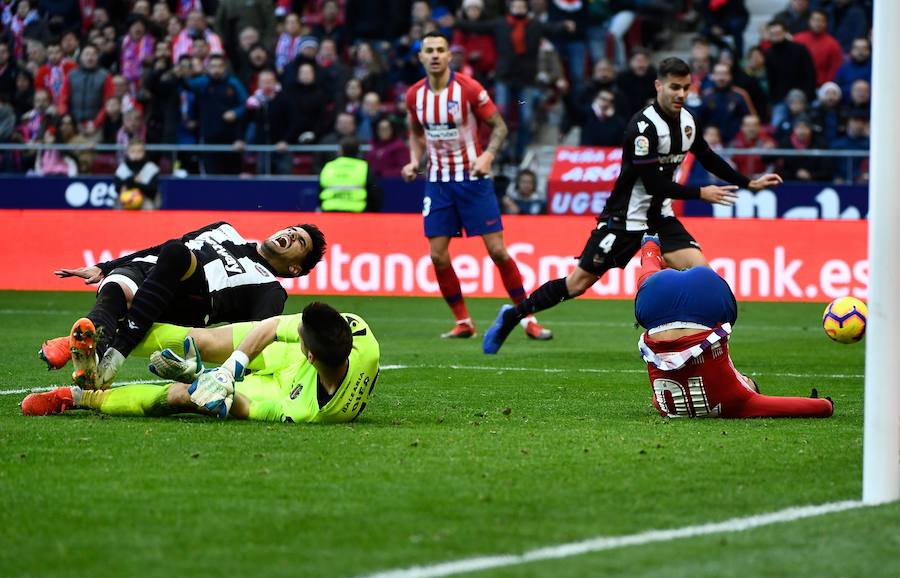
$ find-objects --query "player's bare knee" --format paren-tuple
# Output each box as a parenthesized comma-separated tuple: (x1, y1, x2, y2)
(430, 252, 451, 268)
(487, 246, 509, 263)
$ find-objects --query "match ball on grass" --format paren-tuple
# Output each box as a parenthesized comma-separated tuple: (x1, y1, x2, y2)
(822, 296, 867, 344)
(119, 188, 144, 210)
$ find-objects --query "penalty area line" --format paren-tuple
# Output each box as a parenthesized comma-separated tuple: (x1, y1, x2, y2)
(357, 500, 865, 578)
(0, 379, 171, 395)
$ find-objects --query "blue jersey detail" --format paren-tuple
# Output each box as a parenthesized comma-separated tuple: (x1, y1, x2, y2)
(635, 267, 737, 330)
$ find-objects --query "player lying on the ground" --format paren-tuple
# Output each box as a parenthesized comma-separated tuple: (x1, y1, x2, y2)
(23, 302, 380, 423)
(635, 235, 833, 418)
(482, 56, 782, 354)
(39, 221, 326, 389)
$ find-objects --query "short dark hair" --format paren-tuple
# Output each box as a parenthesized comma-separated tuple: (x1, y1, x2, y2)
(300, 301, 352, 367)
(296, 223, 326, 275)
(421, 30, 451, 47)
(208, 53, 225, 63)
(339, 135, 361, 158)
(810, 8, 828, 20)
(658, 57, 691, 79)
(767, 18, 787, 29)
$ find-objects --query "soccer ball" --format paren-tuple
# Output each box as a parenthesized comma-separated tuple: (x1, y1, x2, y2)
(119, 188, 144, 210)
(822, 296, 867, 344)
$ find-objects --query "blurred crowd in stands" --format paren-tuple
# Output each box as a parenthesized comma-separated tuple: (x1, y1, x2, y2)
(0, 0, 873, 200)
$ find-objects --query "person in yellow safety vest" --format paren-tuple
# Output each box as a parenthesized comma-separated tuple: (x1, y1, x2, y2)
(318, 136, 383, 212)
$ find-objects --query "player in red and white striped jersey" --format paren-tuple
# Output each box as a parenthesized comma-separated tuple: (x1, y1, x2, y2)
(402, 31, 551, 341)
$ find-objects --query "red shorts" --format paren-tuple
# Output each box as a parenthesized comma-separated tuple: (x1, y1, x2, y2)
(643, 328, 833, 419)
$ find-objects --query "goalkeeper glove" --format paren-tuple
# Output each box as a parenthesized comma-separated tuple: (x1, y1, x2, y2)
(188, 367, 235, 418)
(149, 336, 204, 382)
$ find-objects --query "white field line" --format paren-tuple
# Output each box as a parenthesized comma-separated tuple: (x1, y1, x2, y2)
(0, 364, 862, 396)
(0, 379, 170, 395)
(358, 500, 866, 578)
(379, 364, 864, 380)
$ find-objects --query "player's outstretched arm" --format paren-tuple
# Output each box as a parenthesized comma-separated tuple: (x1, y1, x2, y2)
(54, 265, 104, 284)
(472, 111, 507, 177)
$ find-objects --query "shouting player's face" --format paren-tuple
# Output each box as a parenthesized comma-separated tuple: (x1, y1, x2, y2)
(261, 226, 314, 277)
(419, 36, 451, 77)
(655, 74, 691, 118)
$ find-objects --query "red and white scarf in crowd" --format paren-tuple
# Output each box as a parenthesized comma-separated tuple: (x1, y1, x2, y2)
(274, 33, 302, 71)
(7, 11, 39, 60)
(120, 34, 155, 84)
(172, 29, 224, 63)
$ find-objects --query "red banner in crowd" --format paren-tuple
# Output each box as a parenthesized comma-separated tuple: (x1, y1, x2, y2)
(0, 210, 867, 302)
(546, 146, 621, 215)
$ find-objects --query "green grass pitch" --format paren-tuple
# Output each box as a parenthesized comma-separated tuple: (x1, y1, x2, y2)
(1, 290, 897, 577)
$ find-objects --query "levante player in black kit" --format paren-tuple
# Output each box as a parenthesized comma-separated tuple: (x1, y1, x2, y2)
(484, 57, 783, 354)
(40, 221, 326, 387)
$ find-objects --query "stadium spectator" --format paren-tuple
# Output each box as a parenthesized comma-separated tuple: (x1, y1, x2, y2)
(96, 95, 123, 144)
(827, 0, 868, 52)
(34, 39, 74, 109)
(24, 39, 46, 76)
(280, 36, 318, 89)
(312, 0, 348, 55)
(172, 9, 224, 64)
(570, 58, 628, 137)
(356, 91, 381, 142)
(0, 91, 15, 143)
(314, 37, 347, 99)
(337, 75, 362, 116)
(793, 9, 844, 87)
(698, 62, 753, 144)
(717, 49, 767, 124)
(315, 110, 356, 171)
(777, 115, 832, 181)
(451, 0, 497, 85)
(284, 62, 328, 145)
(772, 89, 810, 140)
(243, 69, 292, 174)
(120, 15, 155, 91)
(580, 88, 626, 147)
(116, 108, 146, 163)
(546, 0, 589, 97)
(59, 30, 78, 60)
(774, 0, 810, 34)
(149, 2, 172, 37)
(764, 19, 816, 103)
(687, 125, 727, 186)
(274, 13, 302, 74)
(349, 41, 388, 98)
(144, 43, 181, 146)
(38, 0, 81, 34)
(729, 114, 776, 177)
(634, 237, 833, 419)
(834, 37, 871, 97)
(810, 81, 843, 142)
(216, 0, 276, 61)
(4, 0, 45, 61)
(832, 112, 869, 184)
(451, 0, 574, 162)
(18, 87, 50, 143)
(177, 54, 247, 175)
(115, 140, 161, 209)
(319, 135, 382, 212)
(616, 47, 656, 119)
(685, 36, 713, 112)
(12, 69, 34, 119)
(59, 44, 113, 130)
(501, 168, 545, 215)
(0, 40, 16, 102)
(190, 36, 213, 68)
(843, 78, 870, 117)
(365, 116, 408, 178)
(33, 114, 77, 176)
(698, 0, 749, 60)
(95, 26, 117, 71)
(742, 46, 769, 113)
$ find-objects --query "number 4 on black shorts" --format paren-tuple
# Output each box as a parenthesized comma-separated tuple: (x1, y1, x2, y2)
(576, 225, 642, 276)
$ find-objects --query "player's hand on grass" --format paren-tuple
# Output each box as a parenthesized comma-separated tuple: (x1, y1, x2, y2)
(188, 368, 235, 418)
(471, 151, 494, 178)
(401, 162, 418, 182)
(699, 184, 738, 206)
(54, 266, 104, 284)
(748, 173, 783, 191)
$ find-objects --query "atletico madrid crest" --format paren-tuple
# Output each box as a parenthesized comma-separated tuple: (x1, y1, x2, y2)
(448, 100, 460, 115)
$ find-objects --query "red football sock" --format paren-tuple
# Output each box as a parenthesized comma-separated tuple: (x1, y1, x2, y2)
(435, 265, 470, 321)
(496, 258, 526, 304)
(638, 239, 665, 288)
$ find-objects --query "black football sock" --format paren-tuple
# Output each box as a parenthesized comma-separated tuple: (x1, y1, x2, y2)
(113, 242, 192, 357)
(509, 278, 572, 322)
(87, 282, 128, 357)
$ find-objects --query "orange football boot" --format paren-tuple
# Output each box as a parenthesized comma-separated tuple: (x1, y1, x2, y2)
(69, 318, 99, 389)
(38, 335, 71, 370)
(21, 387, 74, 416)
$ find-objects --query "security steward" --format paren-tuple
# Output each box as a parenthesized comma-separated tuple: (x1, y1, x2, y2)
(318, 136, 383, 212)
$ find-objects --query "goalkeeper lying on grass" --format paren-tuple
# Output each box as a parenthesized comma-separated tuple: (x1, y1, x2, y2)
(22, 302, 380, 423)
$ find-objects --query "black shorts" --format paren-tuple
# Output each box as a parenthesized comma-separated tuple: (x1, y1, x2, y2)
(577, 217, 700, 276)
(99, 260, 210, 326)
